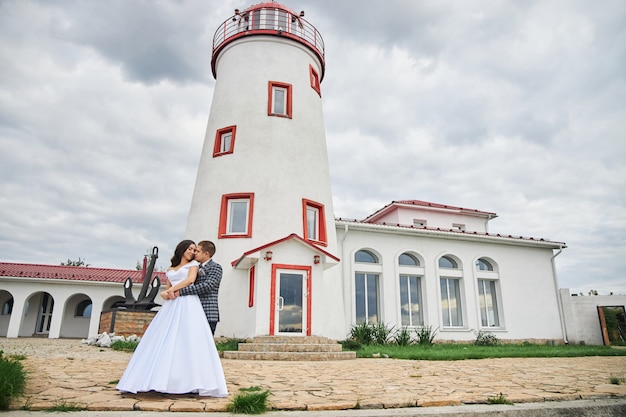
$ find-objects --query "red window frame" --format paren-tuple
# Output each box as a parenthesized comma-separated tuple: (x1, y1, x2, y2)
(213, 125, 236, 157)
(309, 65, 321, 97)
(268, 81, 293, 118)
(218, 192, 254, 238)
(302, 198, 327, 245)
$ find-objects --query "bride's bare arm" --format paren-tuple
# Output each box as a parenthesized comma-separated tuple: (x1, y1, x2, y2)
(162, 265, 198, 298)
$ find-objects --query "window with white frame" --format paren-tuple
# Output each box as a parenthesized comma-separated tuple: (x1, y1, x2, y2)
(400, 274, 423, 326)
(476, 257, 501, 327)
(355, 250, 381, 324)
(218, 193, 254, 238)
(476, 258, 493, 271)
(268, 81, 292, 118)
(477, 279, 500, 327)
(398, 252, 423, 326)
(439, 255, 463, 327)
(413, 219, 427, 228)
(452, 223, 466, 232)
(440, 277, 463, 327)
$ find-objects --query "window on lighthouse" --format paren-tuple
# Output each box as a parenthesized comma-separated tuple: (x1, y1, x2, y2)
(302, 199, 327, 245)
(219, 193, 254, 238)
(213, 125, 236, 157)
(268, 81, 292, 118)
(309, 65, 321, 97)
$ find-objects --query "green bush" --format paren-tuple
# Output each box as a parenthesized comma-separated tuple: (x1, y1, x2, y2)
(349, 322, 374, 345)
(415, 325, 438, 345)
(0, 350, 27, 410)
(371, 322, 394, 345)
(216, 338, 246, 351)
(340, 339, 362, 351)
(393, 327, 413, 346)
(475, 330, 500, 346)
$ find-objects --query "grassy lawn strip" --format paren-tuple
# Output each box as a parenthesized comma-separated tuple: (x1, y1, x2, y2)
(355, 343, 626, 360)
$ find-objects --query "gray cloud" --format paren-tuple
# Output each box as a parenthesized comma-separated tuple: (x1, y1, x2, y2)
(0, 0, 624, 295)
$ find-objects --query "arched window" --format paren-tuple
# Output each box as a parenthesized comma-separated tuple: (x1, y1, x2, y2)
(476, 258, 501, 327)
(438, 255, 463, 327)
(476, 258, 493, 271)
(354, 249, 381, 324)
(439, 256, 458, 269)
(355, 250, 378, 263)
(399, 253, 419, 266)
(1, 298, 13, 315)
(75, 300, 92, 318)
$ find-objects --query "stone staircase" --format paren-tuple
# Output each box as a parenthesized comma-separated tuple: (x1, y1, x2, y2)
(222, 335, 356, 361)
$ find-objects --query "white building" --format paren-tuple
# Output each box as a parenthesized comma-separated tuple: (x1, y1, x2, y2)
(1, 2, 623, 345)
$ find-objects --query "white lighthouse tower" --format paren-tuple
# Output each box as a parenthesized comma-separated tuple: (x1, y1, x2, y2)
(186, 2, 343, 339)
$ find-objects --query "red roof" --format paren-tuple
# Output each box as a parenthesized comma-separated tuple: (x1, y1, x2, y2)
(363, 200, 497, 223)
(0, 262, 166, 284)
(393, 200, 497, 216)
(243, 2, 299, 15)
(334, 217, 566, 248)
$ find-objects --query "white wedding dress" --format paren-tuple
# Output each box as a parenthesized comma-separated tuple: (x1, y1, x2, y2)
(116, 261, 228, 397)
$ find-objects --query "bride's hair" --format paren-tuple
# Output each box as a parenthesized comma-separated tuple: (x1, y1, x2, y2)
(170, 239, 195, 267)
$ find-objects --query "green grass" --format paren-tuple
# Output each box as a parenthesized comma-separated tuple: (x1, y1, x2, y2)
(110, 339, 139, 352)
(216, 338, 246, 351)
(488, 392, 513, 405)
(110, 337, 246, 353)
(354, 343, 626, 360)
(0, 350, 26, 410)
(226, 386, 270, 414)
(44, 400, 86, 412)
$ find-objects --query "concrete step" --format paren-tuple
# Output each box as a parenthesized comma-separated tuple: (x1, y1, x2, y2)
(250, 335, 338, 344)
(222, 335, 356, 361)
(238, 342, 343, 352)
(222, 350, 356, 361)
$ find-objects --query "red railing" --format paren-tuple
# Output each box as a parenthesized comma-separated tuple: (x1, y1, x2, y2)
(212, 7, 325, 70)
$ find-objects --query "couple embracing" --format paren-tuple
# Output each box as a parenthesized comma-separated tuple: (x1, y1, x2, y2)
(116, 240, 228, 397)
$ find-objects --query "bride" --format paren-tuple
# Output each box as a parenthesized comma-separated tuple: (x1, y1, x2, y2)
(116, 240, 228, 397)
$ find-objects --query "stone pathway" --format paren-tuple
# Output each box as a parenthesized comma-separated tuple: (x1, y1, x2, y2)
(1, 338, 625, 413)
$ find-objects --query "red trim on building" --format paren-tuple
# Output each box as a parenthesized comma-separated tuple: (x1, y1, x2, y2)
(269, 263, 312, 336)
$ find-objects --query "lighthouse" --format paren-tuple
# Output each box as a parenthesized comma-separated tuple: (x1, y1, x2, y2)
(186, 2, 343, 339)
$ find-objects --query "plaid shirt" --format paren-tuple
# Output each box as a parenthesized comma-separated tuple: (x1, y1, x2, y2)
(179, 259, 223, 323)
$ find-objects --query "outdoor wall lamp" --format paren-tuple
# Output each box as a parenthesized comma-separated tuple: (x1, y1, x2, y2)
(264, 251, 273, 261)
(314, 255, 320, 264)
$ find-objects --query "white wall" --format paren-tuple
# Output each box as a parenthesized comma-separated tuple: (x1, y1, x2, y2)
(337, 224, 565, 343)
(560, 288, 626, 345)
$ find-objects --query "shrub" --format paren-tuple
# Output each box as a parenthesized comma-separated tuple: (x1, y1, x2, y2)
(0, 350, 26, 410)
(474, 330, 500, 346)
(216, 338, 246, 351)
(340, 339, 362, 351)
(393, 327, 413, 346)
(349, 322, 374, 345)
(415, 326, 438, 345)
(371, 322, 394, 345)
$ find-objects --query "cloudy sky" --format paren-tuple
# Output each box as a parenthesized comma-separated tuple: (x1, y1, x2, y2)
(0, 0, 624, 295)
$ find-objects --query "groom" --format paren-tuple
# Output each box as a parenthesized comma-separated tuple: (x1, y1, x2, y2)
(175, 240, 223, 335)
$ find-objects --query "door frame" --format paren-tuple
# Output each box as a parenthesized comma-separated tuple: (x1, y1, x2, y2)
(269, 264, 312, 336)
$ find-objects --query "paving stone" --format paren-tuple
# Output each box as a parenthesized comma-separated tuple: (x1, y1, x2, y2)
(2, 338, 626, 414)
